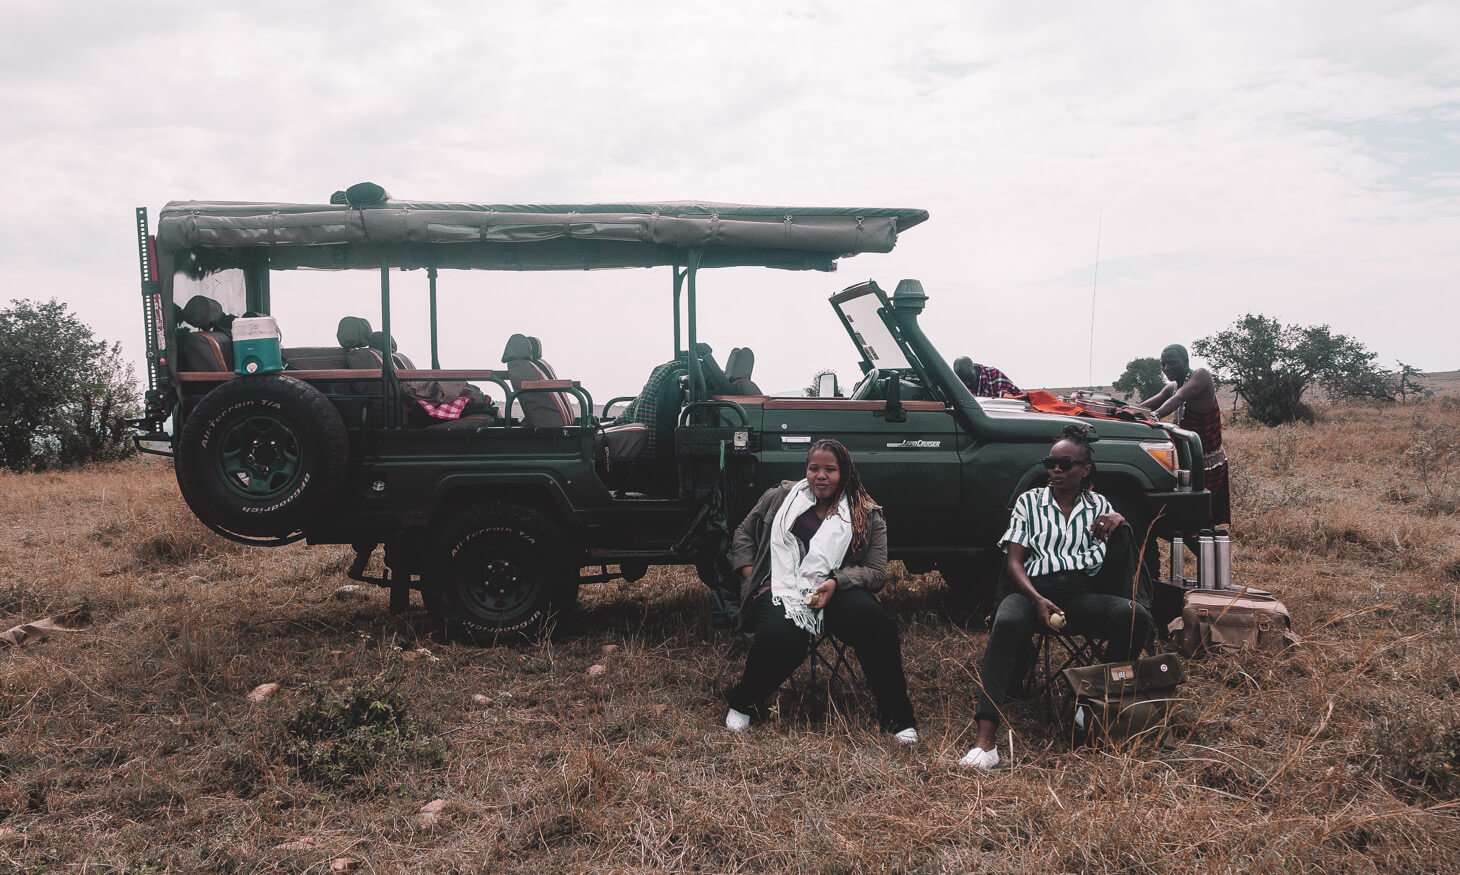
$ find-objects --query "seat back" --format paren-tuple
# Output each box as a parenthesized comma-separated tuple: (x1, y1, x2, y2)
(501, 333, 576, 427)
(370, 330, 415, 369)
(725, 347, 762, 395)
(177, 295, 234, 372)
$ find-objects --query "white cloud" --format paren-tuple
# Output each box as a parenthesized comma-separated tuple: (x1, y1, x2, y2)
(0, 0, 1455, 398)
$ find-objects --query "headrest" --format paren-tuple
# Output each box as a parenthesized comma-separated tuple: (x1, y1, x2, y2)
(181, 295, 223, 332)
(726, 347, 755, 381)
(368, 330, 398, 353)
(501, 333, 541, 362)
(337, 316, 372, 349)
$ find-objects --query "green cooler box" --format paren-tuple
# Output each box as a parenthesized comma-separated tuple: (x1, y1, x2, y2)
(232, 316, 284, 375)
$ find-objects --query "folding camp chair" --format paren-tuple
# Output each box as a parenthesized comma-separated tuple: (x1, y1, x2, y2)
(807, 630, 859, 686)
(1028, 630, 1103, 718)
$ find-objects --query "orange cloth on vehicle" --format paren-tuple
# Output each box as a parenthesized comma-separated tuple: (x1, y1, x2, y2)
(1008, 390, 1087, 417)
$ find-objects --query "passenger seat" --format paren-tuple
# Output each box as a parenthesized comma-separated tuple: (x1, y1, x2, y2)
(500, 333, 647, 485)
(177, 295, 234, 372)
(501, 334, 577, 427)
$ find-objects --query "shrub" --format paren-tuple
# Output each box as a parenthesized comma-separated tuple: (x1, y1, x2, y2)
(282, 673, 445, 790)
(1194, 314, 1387, 426)
(0, 299, 139, 471)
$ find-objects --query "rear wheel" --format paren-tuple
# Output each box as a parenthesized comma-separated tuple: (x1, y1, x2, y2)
(424, 502, 575, 643)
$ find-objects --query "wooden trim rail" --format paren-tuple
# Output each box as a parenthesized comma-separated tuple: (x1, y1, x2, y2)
(518, 379, 577, 389)
(712, 395, 947, 412)
(179, 368, 503, 384)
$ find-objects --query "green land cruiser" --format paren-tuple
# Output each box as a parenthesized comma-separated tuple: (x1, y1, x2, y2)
(131, 183, 1211, 641)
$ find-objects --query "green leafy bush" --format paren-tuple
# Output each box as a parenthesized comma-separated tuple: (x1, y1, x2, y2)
(282, 674, 444, 789)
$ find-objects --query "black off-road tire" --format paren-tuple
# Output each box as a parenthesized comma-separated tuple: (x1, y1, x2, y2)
(423, 502, 577, 644)
(175, 374, 349, 538)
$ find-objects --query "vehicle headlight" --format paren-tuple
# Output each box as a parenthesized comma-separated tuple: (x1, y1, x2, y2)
(1141, 439, 1178, 473)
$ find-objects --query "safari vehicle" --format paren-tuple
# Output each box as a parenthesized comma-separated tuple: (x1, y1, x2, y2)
(131, 183, 1211, 640)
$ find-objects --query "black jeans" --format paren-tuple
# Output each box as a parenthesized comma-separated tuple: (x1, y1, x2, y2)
(975, 571, 1152, 726)
(727, 587, 916, 732)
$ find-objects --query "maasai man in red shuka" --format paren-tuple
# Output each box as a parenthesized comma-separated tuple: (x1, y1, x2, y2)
(1140, 344, 1230, 526)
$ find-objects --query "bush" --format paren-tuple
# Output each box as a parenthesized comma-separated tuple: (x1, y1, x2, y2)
(0, 299, 139, 471)
(1194, 314, 1391, 426)
(283, 673, 445, 790)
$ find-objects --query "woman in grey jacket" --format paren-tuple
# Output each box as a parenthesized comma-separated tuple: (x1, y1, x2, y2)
(724, 438, 918, 742)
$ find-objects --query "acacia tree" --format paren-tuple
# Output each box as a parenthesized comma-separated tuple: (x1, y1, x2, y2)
(0, 299, 139, 471)
(1113, 357, 1166, 401)
(1193, 314, 1387, 426)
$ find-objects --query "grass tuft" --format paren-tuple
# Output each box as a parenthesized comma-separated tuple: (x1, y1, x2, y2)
(282, 670, 446, 791)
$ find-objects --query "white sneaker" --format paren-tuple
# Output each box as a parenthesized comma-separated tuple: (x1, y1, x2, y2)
(725, 707, 751, 733)
(894, 727, 919, 745)
(958, 746, 1001, 770)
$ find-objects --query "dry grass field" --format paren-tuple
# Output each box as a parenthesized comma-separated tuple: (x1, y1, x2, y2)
(2, 392, 1459, 872)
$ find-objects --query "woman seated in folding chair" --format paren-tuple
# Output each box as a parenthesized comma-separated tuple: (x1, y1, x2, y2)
(960, 424, 1152, 769)
(723, 438, 919, 744)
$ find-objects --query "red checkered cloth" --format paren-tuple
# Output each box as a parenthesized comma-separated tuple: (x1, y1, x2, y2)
(963, 363, 1021, 398)
(416, 395, 470, 421)
(980, 365, 1020, 398)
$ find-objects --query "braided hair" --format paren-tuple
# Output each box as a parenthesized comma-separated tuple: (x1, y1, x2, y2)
(1059, 424, 1097, 492)
(808, 438, 876, 551)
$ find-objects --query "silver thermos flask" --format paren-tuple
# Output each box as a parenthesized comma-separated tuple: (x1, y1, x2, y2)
(1198, 530, 1217, 589)
(1169, 531, 1185, 584)
(1214, 530, 1231, 589)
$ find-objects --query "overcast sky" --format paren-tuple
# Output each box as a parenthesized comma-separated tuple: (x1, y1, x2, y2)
(4, 1, 1456, 398)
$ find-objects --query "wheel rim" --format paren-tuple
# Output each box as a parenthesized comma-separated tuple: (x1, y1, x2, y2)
(464, 553, 540, 622)
(216, 414, 303, 499)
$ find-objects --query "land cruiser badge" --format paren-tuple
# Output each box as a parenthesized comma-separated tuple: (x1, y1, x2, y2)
(886, 439, 941, 448)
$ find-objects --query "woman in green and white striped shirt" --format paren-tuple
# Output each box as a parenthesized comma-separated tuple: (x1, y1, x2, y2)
(960, 424, 1152, 770)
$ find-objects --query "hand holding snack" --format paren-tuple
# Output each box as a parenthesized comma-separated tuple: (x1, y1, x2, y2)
(803, 578, 837, 610)
(1048, 611, 1067, 631)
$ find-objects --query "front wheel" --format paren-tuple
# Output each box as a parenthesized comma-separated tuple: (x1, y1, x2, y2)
(423, 503, 575, 644)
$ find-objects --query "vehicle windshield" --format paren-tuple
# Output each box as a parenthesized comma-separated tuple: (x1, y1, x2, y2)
(836, 287, 911, 371)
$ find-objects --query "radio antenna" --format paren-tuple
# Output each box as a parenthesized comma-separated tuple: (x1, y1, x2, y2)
(1086, 208, 1103, 390)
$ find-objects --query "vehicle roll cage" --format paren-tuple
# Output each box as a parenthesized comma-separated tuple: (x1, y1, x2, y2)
(133, 196, 930, 440)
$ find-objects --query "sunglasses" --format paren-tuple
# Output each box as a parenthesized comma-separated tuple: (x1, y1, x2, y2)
(1041, 456, 1086, 471)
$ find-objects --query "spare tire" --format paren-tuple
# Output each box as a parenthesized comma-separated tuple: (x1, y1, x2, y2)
(175, 374, 349, 537)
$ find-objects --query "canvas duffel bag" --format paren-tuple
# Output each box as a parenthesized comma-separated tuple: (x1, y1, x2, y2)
(1168, 588, 1297, 657)
(1059, 653, 1185, 745)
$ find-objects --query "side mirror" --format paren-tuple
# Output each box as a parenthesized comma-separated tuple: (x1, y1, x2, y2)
(817, 372, 838, 398)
